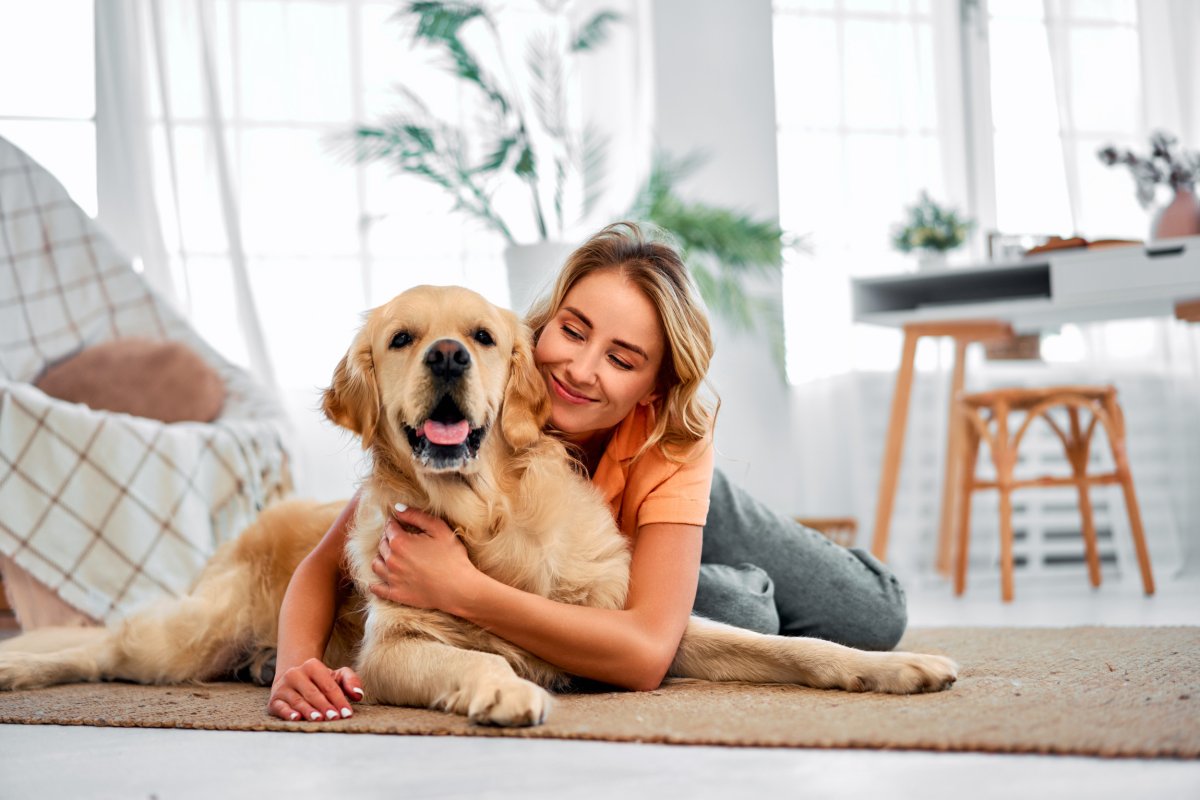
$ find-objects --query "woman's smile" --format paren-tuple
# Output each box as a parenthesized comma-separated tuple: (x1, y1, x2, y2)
(549, 373, 597, 404)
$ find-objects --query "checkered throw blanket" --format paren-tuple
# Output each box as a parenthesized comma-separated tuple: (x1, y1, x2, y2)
(0, 136, 293, 623)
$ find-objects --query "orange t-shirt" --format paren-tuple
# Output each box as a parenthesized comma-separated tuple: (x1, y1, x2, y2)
(589, 404, 714, 538)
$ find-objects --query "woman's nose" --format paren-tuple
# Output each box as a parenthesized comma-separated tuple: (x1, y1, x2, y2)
(565, 346, 601, 386)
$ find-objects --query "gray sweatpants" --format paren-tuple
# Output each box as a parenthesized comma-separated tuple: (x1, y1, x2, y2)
(691, 469, 907, 651)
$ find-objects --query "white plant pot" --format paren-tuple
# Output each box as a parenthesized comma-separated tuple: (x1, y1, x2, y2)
(916, 251, 949, 272)
(504, 241, 576, 316)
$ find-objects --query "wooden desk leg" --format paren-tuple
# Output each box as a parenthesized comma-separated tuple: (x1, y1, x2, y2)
(871, 328, 920, 562)
(1175, 298, 1200, 323)
(935, 338, 969, 576)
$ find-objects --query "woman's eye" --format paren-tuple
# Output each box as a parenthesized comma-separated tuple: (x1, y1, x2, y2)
(561, 325, 584, 341)
(609, 355, 633, 371)
(390, 331, 413, 349)
(474, 329, 495, 346)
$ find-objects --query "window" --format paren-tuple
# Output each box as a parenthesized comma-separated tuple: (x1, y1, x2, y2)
(773, 0, 950, 383)
(0, 1, 97, 216)
(968, 0, 1144, 239)
(774, 0, 1162, 383)
(143, 0, 512, 386)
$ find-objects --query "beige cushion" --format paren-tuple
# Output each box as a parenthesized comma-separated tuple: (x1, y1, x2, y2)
(35, 339, 225, 423)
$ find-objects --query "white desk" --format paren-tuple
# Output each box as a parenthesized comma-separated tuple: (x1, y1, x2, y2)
(850, 236, 1200, 567)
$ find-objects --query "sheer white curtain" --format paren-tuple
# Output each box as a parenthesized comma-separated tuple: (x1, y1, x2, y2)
(96, 0, 276, 389)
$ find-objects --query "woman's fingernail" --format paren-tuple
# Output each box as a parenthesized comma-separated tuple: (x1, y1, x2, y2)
(394, 502, 408, 513)
(309, 711, 322, 721)
(352, 687, 364, 699)
(290, 712, 300, 721)
(325, 709, 339, 720)
(341, 707, 352, 718)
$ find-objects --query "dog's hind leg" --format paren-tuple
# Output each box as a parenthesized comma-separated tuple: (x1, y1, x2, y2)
(0, 498, 339, 691)
(356, 626, 551, 727)
(670, 616, 958, 694)
(0, 559, 274, 691)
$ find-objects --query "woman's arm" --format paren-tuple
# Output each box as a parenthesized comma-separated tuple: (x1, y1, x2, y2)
(372, 510, 702, 691)
(268, 492, 365, 722)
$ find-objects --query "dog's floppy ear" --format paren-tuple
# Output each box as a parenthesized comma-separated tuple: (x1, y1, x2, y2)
(322, 324, 380, 450)
(500, 320, 550, 451)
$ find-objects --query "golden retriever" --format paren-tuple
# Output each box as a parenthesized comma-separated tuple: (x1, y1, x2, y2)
(0, 285, 957, 726)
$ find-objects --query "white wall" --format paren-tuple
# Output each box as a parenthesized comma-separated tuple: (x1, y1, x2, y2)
(648, 0, 800, 512)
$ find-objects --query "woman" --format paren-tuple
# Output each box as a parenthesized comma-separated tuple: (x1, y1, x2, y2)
(268, 222, 906, 723)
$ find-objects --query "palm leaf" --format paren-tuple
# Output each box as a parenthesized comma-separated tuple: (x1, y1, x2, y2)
(474, 136, 517, 174)
(580, 123, 608, 217)
(526, 32, 566, 138)
(403, 1, 489, 43)
(570, 10, 621, 52)
(514, 143, 537, 178)
(626, 150, 794, 376)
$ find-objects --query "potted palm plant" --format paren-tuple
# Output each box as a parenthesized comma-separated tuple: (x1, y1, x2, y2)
(346, 1, 794, 359)
(347, 0, 615, 311)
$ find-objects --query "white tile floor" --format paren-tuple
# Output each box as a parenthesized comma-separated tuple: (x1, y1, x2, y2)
(2, 571, 1198, 800)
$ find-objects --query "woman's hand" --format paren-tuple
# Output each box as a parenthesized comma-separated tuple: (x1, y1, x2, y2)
(371, 504, 480, 615)
(268, 659, 363, 722)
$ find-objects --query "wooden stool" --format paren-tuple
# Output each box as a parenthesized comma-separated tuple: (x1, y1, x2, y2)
(953, 385, 1155, 602)
(795, 517, 857, 549)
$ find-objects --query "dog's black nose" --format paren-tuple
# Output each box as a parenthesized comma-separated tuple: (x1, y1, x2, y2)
(425, 339, 471, 380)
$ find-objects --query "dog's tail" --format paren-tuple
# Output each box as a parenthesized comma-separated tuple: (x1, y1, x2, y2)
(0, 625, 109, 655)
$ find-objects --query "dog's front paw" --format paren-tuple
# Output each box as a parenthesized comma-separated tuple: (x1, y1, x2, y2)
(0, 653, 50, 691)
(466, 676, 552, 727)
(851, 651, 959, 694)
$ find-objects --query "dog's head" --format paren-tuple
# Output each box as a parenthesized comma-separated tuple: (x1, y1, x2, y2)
(322, 285, 550, 473)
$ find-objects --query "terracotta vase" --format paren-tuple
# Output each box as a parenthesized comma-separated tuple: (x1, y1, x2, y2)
(1151, 186, 1200, 240)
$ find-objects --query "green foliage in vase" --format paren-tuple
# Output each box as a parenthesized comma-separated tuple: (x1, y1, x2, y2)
(892, 191, 973, 254)
(346, 0, 618, 244)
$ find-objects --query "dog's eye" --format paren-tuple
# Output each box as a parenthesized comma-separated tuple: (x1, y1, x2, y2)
(390, 331, 413, 349)
(473, 329, 495, 347)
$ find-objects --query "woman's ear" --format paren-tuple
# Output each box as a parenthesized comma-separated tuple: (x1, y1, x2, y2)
(322, 324, 380, 449)
(500, 321, 550, 450)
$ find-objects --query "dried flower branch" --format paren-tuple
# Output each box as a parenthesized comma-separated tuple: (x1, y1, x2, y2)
(1098, 130, 1200, 209)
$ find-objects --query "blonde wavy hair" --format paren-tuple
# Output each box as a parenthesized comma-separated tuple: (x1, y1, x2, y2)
(525, 221, 718, 462)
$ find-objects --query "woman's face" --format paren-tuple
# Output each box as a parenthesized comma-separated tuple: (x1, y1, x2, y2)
(534, 269, 666, 440)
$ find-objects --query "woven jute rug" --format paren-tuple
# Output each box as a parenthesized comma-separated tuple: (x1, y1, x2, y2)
(1, 627, 1196, 758)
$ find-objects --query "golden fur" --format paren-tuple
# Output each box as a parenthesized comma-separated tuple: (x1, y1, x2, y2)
(0, 285, 956, 727)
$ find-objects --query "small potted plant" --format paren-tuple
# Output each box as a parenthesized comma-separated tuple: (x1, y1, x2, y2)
(891, 191, 973, 271)
(1098, 131, 1200, 240)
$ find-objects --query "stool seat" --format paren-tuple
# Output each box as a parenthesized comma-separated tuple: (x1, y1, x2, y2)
(961, 385, 1115, 410)
(953, 384, 1154, 602)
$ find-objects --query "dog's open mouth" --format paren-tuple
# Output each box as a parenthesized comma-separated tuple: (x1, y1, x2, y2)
(404, 394, 487, 470)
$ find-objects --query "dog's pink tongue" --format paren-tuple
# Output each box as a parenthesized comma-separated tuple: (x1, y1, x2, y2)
(423, 420, 470, 446)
